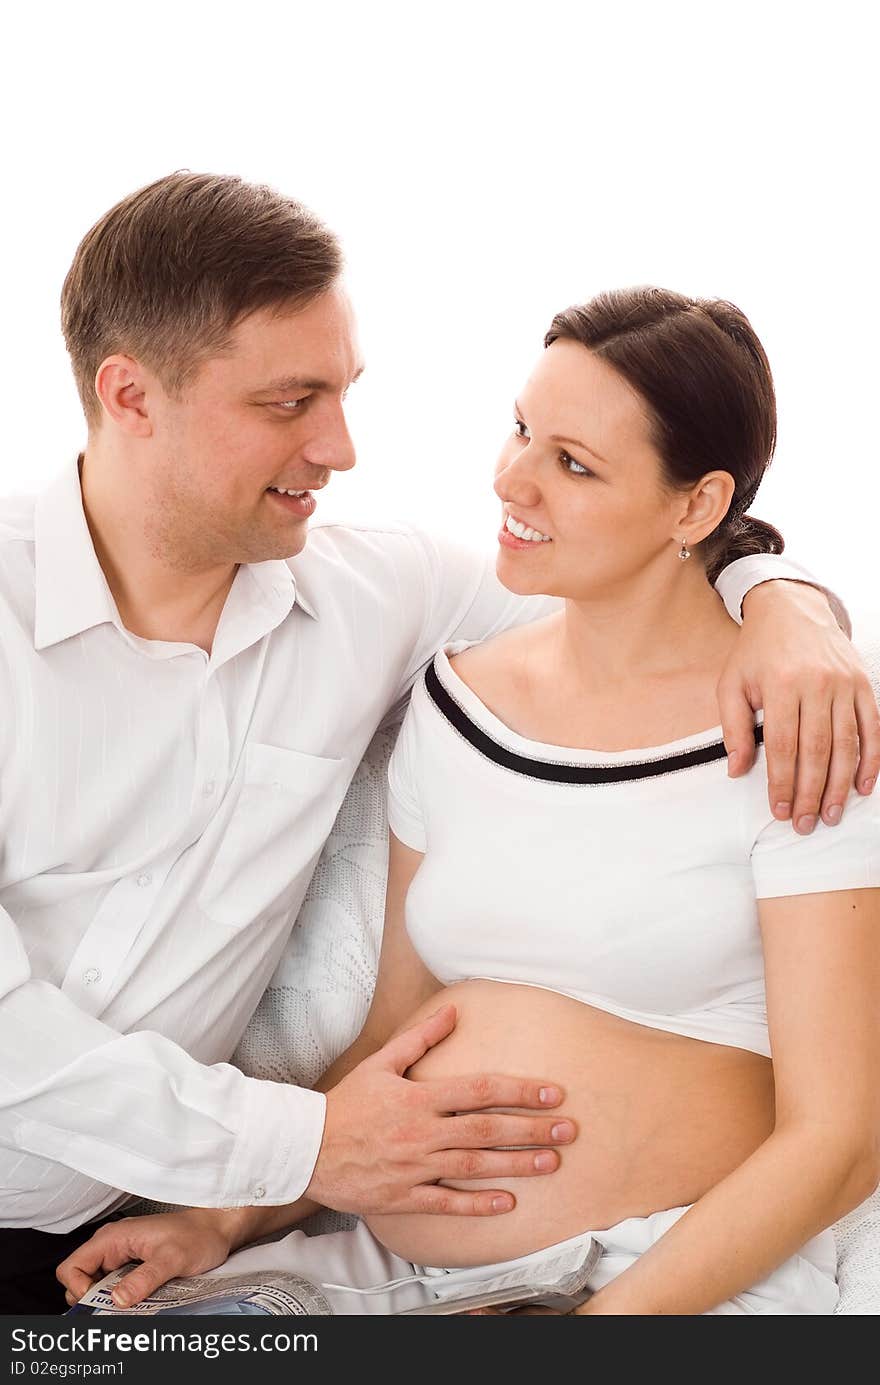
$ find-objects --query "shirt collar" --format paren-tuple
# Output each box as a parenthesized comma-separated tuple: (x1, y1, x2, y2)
(33, 461, 120, 651)
(282, 557, 319, 621)
(33, 460, 319, 653)
(249, 555, 319, 622)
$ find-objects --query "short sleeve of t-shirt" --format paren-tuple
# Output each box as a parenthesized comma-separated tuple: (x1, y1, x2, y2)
(387, 698, 427, 853)
(749, 772, 880, 899)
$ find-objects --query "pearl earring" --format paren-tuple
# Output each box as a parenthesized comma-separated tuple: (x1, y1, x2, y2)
(677, 537, 691, 561)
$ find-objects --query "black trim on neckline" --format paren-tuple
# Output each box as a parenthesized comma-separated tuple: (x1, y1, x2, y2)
(425, 660, 764, 785)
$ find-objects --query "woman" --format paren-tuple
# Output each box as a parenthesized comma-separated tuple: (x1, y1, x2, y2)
(60, 288, 880, 1314)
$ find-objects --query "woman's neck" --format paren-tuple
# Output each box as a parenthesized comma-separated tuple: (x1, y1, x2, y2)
(550, 562, 739, 697)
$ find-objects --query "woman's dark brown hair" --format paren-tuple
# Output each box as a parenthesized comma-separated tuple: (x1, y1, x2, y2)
(61, 171, 342, 428)
(544, 287, 784, 582)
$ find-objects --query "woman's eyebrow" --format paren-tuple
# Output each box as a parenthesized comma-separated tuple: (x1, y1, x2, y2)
(551, 431, 611, 467)
(514, 400, 610, 467)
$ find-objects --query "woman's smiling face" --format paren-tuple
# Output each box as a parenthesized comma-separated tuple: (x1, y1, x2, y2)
(494, 338, 689, 600)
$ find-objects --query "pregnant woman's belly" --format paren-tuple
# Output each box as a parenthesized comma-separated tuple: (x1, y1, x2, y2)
(365, 979, 774, 1267)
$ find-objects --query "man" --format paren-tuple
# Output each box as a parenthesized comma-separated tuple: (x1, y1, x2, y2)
(1, 172, 876, 1313)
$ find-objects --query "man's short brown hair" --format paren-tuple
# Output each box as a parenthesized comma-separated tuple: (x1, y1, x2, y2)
(61, 171, 343, 427)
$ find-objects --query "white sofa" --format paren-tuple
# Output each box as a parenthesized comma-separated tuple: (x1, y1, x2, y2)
(233, 632, 880, 1315)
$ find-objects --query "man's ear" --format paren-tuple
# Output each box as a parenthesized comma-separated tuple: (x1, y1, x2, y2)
(673, 471, 737, 545)
(93, 355, 154, 438)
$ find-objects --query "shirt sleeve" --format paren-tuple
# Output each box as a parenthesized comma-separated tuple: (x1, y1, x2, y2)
(714, 554, 851, 636)
(0, 904, 326, 1231)
(748, 779, 880, 900)
(387, 698, 428, 853)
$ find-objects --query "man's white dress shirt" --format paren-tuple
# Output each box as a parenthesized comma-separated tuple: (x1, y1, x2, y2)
(0, 463, 835, 1231)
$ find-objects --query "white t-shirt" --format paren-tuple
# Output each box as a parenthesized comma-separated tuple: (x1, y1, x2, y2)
(388, 643, 880, 1058)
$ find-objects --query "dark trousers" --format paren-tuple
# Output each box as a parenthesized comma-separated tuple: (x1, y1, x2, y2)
(0, 1213, 125, 1314)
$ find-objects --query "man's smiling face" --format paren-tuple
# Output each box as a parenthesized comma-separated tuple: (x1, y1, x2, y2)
(142, 285, 363, 569)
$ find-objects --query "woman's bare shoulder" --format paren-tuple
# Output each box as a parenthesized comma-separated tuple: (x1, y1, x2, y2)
(449, 619, 556, 699)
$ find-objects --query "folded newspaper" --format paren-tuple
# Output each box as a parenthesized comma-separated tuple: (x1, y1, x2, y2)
(69, 1267, 335, 1316)
(69, 1267, 594, 1316)
(72, 1246, 601, 1318)
(69, 1237, 601, 1317)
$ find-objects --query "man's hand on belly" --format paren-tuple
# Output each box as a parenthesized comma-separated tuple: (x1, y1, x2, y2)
(305, 1004, 577, 1217)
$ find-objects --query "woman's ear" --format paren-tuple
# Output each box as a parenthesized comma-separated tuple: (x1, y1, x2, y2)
(673, 471, 736, 545)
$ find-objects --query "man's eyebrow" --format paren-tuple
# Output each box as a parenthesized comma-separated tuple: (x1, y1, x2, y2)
(513, 399, 610, 467)
(256, 365, 365, 394)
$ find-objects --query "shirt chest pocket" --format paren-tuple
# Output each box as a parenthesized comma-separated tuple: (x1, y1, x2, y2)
(198, 742, 350, 931)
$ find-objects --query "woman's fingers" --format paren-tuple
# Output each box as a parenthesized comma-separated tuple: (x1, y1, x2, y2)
(56, 1227, 133, 1301)
(56, 1260, 100, 1305)
(108, 1253, 183, 1309)
(56, 1210, 233, 1307)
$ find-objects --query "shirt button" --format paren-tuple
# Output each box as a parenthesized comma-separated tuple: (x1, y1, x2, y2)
(136, 872, 153, 888)
(253, 1185, 266, 1200)
(83, 967, 102, 985)
(203, 779, 216, 797)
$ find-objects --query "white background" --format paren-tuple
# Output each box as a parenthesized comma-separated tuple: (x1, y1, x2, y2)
(2, 1, 876, 632)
